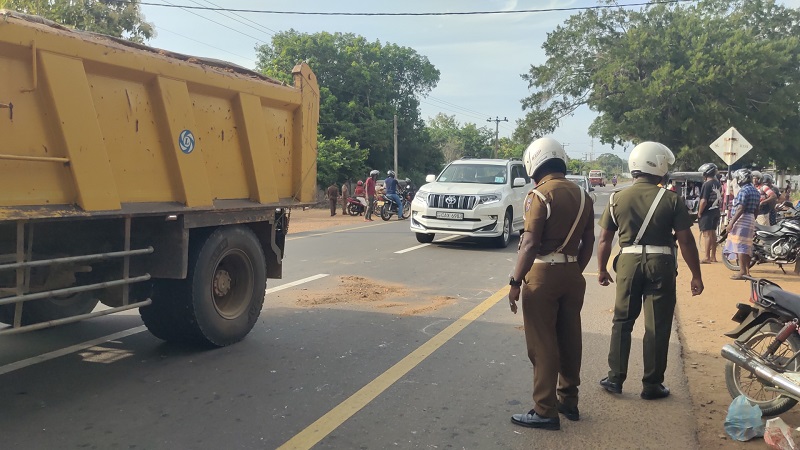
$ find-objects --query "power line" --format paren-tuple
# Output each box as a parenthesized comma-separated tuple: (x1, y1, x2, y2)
(158, 0, 268, 45)
(123, 0, 696, 15)
(157, 26, 254, 62)
(189, 0, 276, 39)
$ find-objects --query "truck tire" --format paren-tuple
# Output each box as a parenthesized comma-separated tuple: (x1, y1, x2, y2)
(140, 279, 196, 342)
(0, 293, 99, 326)
(184, 226, 266, 346)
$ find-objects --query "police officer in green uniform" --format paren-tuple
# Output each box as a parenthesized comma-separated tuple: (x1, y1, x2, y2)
(596, 141, 704, 399)
(509, 137, 595, 430)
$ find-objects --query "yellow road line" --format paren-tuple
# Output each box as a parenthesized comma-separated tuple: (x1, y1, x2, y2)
(277, 286, 510, 450)
(287, 222, 386, 241)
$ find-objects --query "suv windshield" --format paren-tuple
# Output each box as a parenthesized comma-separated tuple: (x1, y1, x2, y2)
(437, 164, 507, 184)
(568, 177, 587, 190)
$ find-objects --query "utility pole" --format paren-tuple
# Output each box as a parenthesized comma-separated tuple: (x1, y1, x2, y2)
(487, 116, 508, 158)
(393, 114, 398, 175)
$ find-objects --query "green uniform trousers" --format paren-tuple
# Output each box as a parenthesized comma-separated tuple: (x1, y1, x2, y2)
(607, 253, 677, 388)
(522, 263, 585, 418)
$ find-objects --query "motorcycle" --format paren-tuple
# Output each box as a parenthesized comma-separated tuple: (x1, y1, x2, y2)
(346, 197, 367, 216)
(721, 276, 800, 416)
(378, 189, 411, 221)
(721, 216, 800, 273)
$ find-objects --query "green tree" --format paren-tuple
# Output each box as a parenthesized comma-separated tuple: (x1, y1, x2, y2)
(3, 0, 155, 43)
(316, 135, 369, 188)
(517, 0, 800, 171)
(255, 30, 442, 184)
(427, 113, 494, 161)
(595, 153, 626, 176)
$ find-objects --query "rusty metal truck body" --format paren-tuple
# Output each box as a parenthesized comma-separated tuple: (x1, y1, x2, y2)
(0, 11, 319, 345)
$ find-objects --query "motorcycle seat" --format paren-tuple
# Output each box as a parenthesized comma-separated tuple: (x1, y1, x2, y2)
(755, 223, 782, 233)
(763, 284, 800, 318)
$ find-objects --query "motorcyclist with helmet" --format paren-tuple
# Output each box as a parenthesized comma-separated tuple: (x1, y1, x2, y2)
(384, 170, 406, 220)
(596, 141, 703, 400)
(508, 137, 595, 430)
(364, 170, 379, 221)
(697, 163, 722, 263)
(354, 180, 367, 208)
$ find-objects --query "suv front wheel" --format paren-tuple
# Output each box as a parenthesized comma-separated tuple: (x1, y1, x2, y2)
(416, 233, 435, 244)
(493, 209, 512, 248)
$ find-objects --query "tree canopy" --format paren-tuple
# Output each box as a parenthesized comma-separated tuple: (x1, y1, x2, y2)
(3, 0, 154, 43)
(427, 113, 495, 162)
(255, 30, 442, 185)
(516, 0, 800, 171)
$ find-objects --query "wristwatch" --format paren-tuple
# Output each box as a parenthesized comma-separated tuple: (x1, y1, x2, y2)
(509, 276, 522, 287)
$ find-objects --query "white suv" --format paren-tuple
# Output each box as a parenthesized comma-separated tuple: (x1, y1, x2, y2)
(409, 158, 533, 248)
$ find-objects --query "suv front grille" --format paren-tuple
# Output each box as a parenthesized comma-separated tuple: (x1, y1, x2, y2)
(428, 194, 477, 210)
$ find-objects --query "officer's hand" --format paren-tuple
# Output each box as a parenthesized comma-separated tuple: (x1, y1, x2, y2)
(598, 270, 614, 286)
(508, 286, 520, 314)
(690, 277, 704, 296)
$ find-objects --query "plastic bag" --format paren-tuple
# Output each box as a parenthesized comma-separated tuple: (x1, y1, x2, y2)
(724, 395, 764, 441)
(764, 417, 800, 450)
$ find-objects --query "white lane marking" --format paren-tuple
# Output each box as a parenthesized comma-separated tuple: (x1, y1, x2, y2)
(266, 274, 329, 294)
(394, 235, 460, 254)
(0, 326, 147, 376)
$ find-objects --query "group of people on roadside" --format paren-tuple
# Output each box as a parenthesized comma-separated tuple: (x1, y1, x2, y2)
(324, 170, 412, 221)
(508, 138, 703, 431)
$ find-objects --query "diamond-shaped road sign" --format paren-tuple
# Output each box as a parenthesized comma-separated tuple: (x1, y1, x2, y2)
(709, 127, 753, 166)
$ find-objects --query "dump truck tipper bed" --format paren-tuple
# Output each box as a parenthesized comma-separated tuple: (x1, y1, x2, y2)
(0, 11, 319, 345)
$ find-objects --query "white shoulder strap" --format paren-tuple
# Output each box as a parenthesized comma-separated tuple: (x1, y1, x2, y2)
(632, 188, 667, 245)
(530, 189, 551, 220)
(609, 192, 618, 227)
(555, 188, 586, 254)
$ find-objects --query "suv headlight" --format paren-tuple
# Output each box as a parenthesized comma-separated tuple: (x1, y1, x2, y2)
(478, 193, 501, 205)
(414, 190, 429, 205)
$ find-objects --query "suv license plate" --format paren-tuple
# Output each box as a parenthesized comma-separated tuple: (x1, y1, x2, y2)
(436, 211, 463, 220)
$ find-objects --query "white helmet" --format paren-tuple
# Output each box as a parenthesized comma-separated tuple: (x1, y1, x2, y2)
(523, 137, 568, 178)
(628, 141, 675, 177)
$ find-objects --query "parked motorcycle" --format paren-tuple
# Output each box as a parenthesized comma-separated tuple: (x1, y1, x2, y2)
(722, 276, 800, 415)
(721, 217, 800, 273)
(378, 190, 411, 221)
(346, 197, 367, 216)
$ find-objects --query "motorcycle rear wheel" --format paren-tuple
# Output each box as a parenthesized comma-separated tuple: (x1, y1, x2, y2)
(347, 203, 361, 216)
(725, 326, 800, 416)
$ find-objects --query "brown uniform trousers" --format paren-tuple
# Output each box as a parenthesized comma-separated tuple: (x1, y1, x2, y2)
(521, 174, 593, 419)
(523, 263, 585, 417)
(326, 185, 339, 216)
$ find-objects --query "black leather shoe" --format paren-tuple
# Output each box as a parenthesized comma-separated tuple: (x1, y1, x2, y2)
(600, 377, 622, 394)
(641, 384, 670, 400)
(511, 409, 560, 430)
(557, 403, 579, 421)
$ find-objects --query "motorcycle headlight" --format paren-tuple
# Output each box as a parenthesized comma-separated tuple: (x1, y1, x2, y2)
(478, 193, 501, 205)
(414, 190, 429, 205)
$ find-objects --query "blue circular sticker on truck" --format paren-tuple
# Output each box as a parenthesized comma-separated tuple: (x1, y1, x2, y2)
(179, 130, 195, 154)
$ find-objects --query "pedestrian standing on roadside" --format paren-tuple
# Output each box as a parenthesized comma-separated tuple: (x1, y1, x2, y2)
(756, 173, 778, 226)
(326, 182, 339, 217)
(508, 137, 595, 431)
(724, 169, 762, 279)
(697, 163, 722, 264)
(341, 181, 349, 215)
(596, 141, 703, 401)
(364, 170, 378, 222)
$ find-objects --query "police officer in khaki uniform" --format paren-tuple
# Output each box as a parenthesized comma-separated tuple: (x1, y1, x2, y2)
(596, 141, 704, 400)
(509, 137, 595, 430)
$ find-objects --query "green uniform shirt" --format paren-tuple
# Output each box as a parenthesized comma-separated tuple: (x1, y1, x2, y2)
(598, 181, 692, 247)
(523, 173, 594, 256)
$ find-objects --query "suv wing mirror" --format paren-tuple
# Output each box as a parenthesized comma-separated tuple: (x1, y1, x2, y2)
(513, 177, 527, 188)
(425, 174, 436, 183)
(589, 186, 595, 192)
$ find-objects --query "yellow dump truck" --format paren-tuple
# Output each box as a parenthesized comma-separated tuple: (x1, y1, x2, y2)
(0, 12, 319, 345)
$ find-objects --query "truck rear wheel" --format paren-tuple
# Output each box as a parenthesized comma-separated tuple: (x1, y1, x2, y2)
(187, 226, 266, 346)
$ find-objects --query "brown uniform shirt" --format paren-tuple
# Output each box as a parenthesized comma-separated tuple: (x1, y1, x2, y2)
(327, 184, 339, 199)
(523, 173, 594, 258)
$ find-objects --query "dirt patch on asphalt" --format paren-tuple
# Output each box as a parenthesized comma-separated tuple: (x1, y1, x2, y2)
(288, 207, 371, 234)
(295, 276, 454, 316)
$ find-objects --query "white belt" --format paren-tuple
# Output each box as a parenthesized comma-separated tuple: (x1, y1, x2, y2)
(534, 253, 577, 264)
(620, 245, 673, 255)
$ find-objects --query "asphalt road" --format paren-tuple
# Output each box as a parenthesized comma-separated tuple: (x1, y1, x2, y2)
(0, 185, 699, 449)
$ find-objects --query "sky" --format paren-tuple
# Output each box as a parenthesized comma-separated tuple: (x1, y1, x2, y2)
(137, 0, 800, 162)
